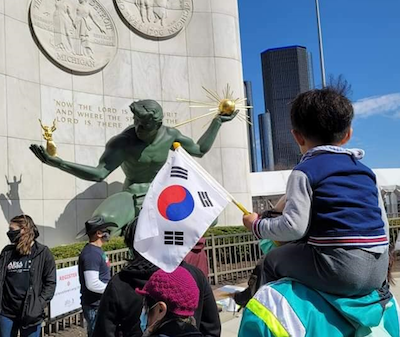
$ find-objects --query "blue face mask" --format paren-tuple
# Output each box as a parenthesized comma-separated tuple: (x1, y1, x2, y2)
(139, 308, 148, 333)
(140, 303, 158, 333)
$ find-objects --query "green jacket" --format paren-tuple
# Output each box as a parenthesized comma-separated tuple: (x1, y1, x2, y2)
(239, 279, 399, 337)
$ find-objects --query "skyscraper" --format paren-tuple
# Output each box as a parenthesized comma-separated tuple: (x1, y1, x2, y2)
(244, 81, 257, 172)
(258, 112, 274, 171)
(261, 45, 313, 170)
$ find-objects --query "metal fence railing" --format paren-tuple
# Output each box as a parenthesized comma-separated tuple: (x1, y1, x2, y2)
(41, 226, 400, 335)
(204, 233, 262, 285)
(389, 224, 400, 248)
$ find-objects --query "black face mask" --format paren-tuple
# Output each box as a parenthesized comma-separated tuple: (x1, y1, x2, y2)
(7, 229, 21, 244)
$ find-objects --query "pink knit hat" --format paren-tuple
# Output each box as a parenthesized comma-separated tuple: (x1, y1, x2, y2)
(136, 267, 199, 316)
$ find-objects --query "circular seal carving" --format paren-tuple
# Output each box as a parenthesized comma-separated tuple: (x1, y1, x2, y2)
(30, 0, 118, 73)
(115, 0, 193, 40)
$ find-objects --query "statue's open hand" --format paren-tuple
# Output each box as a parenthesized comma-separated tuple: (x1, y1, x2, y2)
(29, 144, 62, 168)
(219, 109, 239, 123)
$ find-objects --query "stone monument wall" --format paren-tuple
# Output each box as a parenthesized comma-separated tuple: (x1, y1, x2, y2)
(0, 0, 251, 248)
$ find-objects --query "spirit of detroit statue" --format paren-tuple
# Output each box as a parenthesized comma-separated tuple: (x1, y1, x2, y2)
(30, 100, 238, 236)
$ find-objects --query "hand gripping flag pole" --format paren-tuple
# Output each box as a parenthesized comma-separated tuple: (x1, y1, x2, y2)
(173, 142, 250, 215)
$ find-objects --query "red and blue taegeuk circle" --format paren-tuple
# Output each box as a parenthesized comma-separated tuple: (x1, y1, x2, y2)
(157, 185, 195, 221)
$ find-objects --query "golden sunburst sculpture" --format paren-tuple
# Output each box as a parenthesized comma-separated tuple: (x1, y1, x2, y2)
(175, 84, 253, 128)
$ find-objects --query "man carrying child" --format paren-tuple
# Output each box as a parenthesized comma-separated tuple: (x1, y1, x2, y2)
(243, 86, 389, 297)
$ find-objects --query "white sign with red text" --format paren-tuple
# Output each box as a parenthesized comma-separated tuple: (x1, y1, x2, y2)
(50, 266, 81, 319)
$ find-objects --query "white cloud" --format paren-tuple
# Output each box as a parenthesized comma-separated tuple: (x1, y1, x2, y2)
(353, 93, 400, 118)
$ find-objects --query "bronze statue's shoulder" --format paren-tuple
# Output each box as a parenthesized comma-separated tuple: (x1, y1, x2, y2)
(164, 125, 181, 135)
(106, 125, 136, 147)
(119, 125, 136, 136)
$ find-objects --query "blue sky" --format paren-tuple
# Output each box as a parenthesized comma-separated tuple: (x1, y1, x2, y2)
(238, 1, 400, 169)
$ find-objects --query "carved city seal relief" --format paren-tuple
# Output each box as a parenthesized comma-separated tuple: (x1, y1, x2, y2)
(30, 0, 118, 73)
(115, 0, 193, 40)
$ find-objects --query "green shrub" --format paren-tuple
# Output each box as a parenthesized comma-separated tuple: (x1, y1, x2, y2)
(50, 226, 247, 260)
(50, 242, 86, 260)
(389, 218, 400, 227)
(102, 237, 126, 251)
(205, 226, 247, 237)
(50, 237, 126, 260)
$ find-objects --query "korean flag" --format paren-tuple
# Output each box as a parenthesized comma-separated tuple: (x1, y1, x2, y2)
(134, 145, 230, 272)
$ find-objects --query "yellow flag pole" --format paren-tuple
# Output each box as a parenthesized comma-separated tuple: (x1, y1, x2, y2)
(173, 142, 250, 215)
(173, 142, 181, 150)
(231, 200, 250, 215)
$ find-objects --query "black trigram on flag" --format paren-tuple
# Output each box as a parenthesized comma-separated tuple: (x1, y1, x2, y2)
(198, 191, 213, 207)
(170, 166, 188, 180)
(164, 231, 184, 246)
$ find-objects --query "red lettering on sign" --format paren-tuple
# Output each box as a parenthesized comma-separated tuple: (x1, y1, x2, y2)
(59, 272, 78, 281)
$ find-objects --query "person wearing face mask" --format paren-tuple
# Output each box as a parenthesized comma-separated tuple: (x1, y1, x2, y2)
(136, 266, 203, 337)
(0, 215, 56, 337)
(77, 216, 117, 337)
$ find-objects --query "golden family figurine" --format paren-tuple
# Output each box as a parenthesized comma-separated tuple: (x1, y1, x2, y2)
(39, 119, 57, 157)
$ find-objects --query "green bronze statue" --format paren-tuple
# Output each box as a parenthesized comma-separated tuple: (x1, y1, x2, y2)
(30, 100, 238, 236)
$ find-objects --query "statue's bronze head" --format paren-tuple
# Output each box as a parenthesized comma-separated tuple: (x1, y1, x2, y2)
(130, 100, 164, 142)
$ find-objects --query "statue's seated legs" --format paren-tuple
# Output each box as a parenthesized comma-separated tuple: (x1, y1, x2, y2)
(87, 191, 143, 237)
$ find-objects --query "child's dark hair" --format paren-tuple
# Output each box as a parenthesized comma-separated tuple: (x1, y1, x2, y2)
(290, 86, 354, 144)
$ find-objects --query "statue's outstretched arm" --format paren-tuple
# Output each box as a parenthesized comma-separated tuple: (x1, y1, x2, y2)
(175, 110, 238, 158)
(29, 137, 125, 182)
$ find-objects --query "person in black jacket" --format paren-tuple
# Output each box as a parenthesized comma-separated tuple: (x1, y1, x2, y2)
(136, 266, 203, 337)
(0, 215, 56, 337)
(92, 221, 221, 337)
